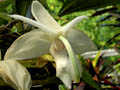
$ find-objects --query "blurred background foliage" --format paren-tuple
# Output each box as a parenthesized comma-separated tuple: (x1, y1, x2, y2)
(0, 0, 119, 90)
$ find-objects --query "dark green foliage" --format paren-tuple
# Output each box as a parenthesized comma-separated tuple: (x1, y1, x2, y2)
(15, 0, 33, 16)
(58, 0, 120, 16)
(82, 67, 101, 90)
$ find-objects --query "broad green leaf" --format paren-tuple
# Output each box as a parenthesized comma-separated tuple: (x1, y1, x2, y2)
(15, 0, 33, 16)
(6, 4, 13, 14)
(0, 0, 14, 12)
(0, 13, 12, 21)
(0, 0, 14, 25)
(58, 0, 120, 16)
(82, 68, 101, 90)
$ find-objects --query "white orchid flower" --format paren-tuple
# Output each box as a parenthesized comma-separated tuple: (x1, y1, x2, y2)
(4, 1, 120, 89)
(5, 1, 98, 89)
(0, 50, 31, 90)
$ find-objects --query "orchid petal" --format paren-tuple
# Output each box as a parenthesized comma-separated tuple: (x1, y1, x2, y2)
(81, 49, 119, 59)
(32, 1, 62, 31)
(50, 40, 72, 89)
(0, 60, 31, 90)
(66, 28, 97, 54)
(9, 15, 57, 34)
(59, 35, 82, 83)
(63, 16, 88, 33)
(4, 30, 51, 60)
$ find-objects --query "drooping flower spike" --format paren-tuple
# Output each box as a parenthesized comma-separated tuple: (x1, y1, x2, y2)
(5, 1, 119, 89)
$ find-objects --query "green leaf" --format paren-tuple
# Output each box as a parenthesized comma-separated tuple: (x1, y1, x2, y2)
(15, 0, 33, 16)
(82, 68, 101, 90)
(0, 0, 14, 25)
(92, 50, 101, 67)
(6, 4, 13, 14)
(59, 84, 67, 90)
(0, 13, 12, 21)
(0, 0, 15, 12)
(0, 13, 12, 25)
(58, 0, 120, 16)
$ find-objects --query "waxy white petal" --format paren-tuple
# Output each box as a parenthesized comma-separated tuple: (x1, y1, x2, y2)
(66, 28, 97, 54)
(50, 40, 72, 89)
(4, 30, 51, 60)
(81, 49, 119, 59)
(59, 35, 82, 83)
(0, 60, 31, 90)
(32, 1, 62, 31)
(9, 15, 57, 34)
(63, 16, 88, 33)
